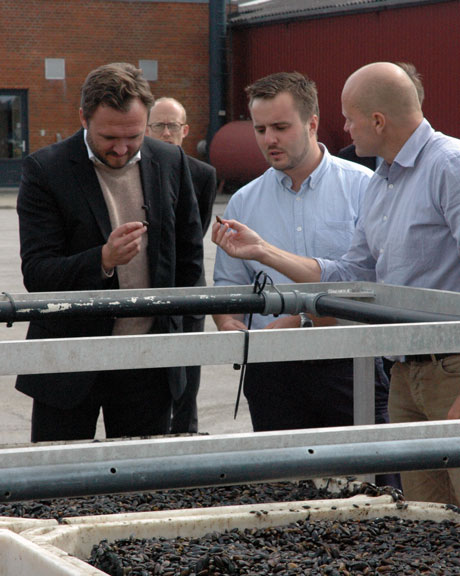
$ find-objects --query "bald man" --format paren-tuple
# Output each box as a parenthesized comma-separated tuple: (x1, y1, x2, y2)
(212, 62, 460, 506)
(338, 61, 425, 172)
(147, 97, 217, 433)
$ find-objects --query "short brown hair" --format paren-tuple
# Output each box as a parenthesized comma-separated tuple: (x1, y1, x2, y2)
(245, 71, 319, 121)
(80, 62, 154, 120)
(395, 62, 425, 106)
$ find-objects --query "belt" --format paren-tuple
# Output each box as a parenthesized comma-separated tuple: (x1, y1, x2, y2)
(405, 353, 458, 363)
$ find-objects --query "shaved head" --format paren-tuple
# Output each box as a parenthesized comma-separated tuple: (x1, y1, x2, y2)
(342, 62, 422, 122)
(341, 62, 424, 162)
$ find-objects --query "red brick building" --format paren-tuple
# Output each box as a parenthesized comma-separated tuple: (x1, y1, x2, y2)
(212, 0, 460, 182)
(0, 0, 211, 186)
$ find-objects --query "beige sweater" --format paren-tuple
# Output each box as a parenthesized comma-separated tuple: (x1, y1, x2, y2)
(95, 162, 153, 336)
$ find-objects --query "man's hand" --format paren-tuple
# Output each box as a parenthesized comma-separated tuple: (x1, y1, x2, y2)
(212, 217, 322, 284)
(102, 221, 147, 272)
(212, 218, 266, 261)
(213, 313, 247, 332)
(264, 316, 302, 330)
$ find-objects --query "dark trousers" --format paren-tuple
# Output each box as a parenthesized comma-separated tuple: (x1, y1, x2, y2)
(243, 358, 401, 490)
(170, 315, 205, 434)
(31, 367, 172, 442)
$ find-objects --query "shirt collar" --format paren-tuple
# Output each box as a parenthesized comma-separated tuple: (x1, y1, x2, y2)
(83, 129, 142, 166)
(392, 118, 433, 168)
(376, 119, 432, 179)
(274, 142, 330, 191)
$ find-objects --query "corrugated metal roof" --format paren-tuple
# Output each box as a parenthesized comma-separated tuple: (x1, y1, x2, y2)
(229, 0, 453, 25)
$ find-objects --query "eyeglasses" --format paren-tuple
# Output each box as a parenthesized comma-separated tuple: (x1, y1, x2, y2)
(147, 122, 185, 134)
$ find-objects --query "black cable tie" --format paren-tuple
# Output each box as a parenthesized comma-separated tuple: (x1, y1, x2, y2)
(254, 270, 268, 294)
(233, 271, 271, 419)
(233, 328, 250, 371)
(2, 291, 16, 327)
(270, 283, 285, 317)
(259, 273, 285, 317)
(234, 328, 250, 419)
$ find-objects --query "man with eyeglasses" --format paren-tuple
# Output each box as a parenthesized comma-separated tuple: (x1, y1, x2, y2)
(147, 97, 217, 434)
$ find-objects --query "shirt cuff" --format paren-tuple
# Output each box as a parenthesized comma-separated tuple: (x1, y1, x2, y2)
(101, 266, 114, 279)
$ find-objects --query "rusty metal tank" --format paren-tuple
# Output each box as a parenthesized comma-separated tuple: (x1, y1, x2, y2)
(209, 120, 269, 184)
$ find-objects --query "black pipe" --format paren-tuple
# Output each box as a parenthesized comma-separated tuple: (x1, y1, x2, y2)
(2, 290, 460, 324)
(0, 293, 266, 323)
(313, 294, 460, 324)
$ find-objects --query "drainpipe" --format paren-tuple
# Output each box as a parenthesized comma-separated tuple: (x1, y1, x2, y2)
(204, 0, 227, 159)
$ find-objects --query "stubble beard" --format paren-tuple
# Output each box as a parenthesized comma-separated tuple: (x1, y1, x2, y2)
(86, 131, 139, 170)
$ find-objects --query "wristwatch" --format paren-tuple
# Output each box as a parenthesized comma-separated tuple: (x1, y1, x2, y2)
(299, 312, 313, 328)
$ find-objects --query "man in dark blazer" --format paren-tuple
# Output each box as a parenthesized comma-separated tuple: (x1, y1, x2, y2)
(16, 63, 203, 442)
(147, 97, 217, 433)
(337, 143, 377, 170)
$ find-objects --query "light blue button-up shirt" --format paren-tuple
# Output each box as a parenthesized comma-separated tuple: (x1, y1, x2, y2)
(214, 145, 372, 328)
(318, 120, 460, 291)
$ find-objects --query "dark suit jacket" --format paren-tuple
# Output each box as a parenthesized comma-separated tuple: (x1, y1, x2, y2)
(188, 155, 217, 285)
(16, 130, 203, 408)
(337, 144, 377, 171)
(188, 155, 217, 238)
(182, 156, 217, 334)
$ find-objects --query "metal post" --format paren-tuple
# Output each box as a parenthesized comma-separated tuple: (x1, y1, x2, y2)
(353, 357, 375, 426)
(353, 357, 376, 483)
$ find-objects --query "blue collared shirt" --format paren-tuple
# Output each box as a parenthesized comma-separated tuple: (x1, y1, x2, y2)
(214, 145, 372, 328)
(318, 120, 460, 291)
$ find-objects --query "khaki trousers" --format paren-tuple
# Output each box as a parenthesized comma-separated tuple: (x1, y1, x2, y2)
(389, 356, 460, 506)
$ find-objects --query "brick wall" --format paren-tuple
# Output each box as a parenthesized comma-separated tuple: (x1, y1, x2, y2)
(0, 0, 210, 158)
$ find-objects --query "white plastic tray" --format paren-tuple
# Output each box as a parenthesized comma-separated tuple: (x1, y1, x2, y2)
(21, 494, 460, 575)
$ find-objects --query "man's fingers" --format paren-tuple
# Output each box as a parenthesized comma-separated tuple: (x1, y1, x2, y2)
(103, 221, 147, 269)
(117, 221, 146, 234)
(110, 221, 147, 242)
(111, 222, 147, 244)
(212, 220, 233, 245)
(212, 220, 225, 244)
(220, 218, 246, 232)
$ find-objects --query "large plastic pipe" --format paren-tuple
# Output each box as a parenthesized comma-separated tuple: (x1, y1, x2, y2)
(309, 293, 460, 324)
(1, 437, 459, 501)
(0, 293, 267, 323)
(1, 290, 460, 324)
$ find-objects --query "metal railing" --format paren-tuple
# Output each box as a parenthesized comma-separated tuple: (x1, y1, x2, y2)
(1, 281, 460, 501)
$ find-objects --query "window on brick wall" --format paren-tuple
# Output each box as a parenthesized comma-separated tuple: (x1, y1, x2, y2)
(45, 59, 66, 80)
(139, 60, 158, 82)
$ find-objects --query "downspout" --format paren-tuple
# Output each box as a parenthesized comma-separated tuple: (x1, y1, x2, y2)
(205, 0, 227, 159)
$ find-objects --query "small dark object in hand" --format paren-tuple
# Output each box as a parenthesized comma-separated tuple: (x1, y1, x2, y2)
(216, 215, 223, 224)
(142, 220, 149, 227)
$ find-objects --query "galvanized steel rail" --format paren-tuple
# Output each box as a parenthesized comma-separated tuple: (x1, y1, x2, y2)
(0, 422, 459, 501)
(1, 282, 460, 501)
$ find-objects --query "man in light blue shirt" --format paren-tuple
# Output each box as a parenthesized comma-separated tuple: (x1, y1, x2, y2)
(213, 72, 395, 488)
(212, 62, 460, 506)
(214, 146, 370, 330)
(318, 117, 460, 290)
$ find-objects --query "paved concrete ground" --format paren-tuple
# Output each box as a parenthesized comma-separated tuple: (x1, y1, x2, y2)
(0, 193, 252, 445)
